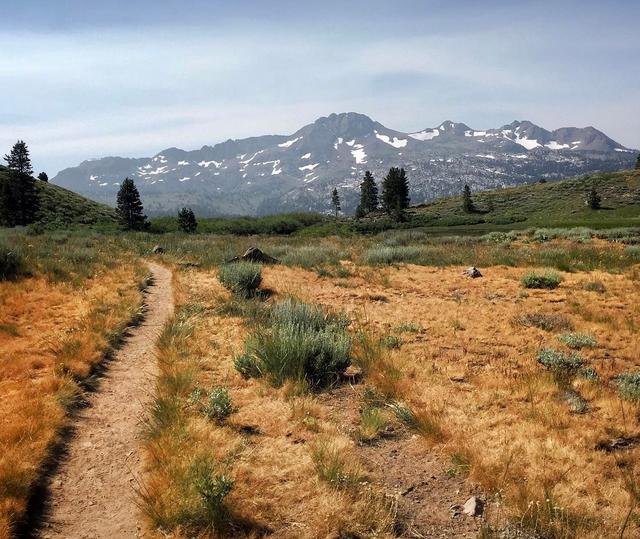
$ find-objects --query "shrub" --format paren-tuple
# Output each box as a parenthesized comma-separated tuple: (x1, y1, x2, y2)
(0, 244, 27, 280)
(217, 262, 262, 297)
(362, 245, 420, 265)
(578, 367, 599, 381)
(616, 371, 640, 402)
(537, 348, 584, 372)
(582, 280, 606, 293)
(557, 332, 596, 349)
(246, 323, 351, 388)
(202, 387, 234, 421)
(521, 271, 562, 289)
(625, 246, 640, 260)
(270, 297, 349, 332)
(190, 458, 233, 530)
(233, 353, 262, 379)
(380, 335, 403, 349)
(396, 323, 421, 333)
(242, 299, 351, 388)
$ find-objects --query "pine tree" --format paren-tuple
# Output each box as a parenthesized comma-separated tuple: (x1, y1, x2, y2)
(2, 141, 39, 226)
(381, 167, 410, 220)
(462, 184, 475, 213)
(37, 172, 49, 182)
(0, 174, 14, 226)
(357, 171, 378, 215)
(116, 177, 147, 230)
(177, 207, 198, 233)
(587, 186, 601, 210)
(636, 153, 640, 170)
(4, 140, 33, 176)
(331, 188, 341, 218)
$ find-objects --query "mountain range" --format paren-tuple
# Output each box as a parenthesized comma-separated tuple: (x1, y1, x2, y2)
(52, 112, 638, 216)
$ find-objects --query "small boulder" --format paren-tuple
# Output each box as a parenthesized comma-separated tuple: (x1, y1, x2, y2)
(463, 267, 482, 278)
(152, 245, 165, 254)
(462, 496, 484, 517)
(342, 365, 363, 382)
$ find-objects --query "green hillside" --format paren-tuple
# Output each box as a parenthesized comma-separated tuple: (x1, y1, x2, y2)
(0, 166, 117, 228)
(408, 169, 640, 231)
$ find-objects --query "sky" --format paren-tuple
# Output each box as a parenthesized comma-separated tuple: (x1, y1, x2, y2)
(1, 0, 639, 175)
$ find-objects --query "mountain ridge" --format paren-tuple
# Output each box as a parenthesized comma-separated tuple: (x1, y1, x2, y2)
(53, 112, 638, 216)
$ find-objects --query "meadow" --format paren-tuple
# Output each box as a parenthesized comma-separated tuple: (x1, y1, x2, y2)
(134, 225, 639, 537)
(1, 221, 640, 537)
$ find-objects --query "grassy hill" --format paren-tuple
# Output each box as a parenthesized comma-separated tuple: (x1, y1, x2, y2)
(0, 166, 117, 228)
(406, 168, 640, 232)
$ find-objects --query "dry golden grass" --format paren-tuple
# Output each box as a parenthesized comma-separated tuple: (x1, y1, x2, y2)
(141, 271, 397, 538)
(257, 262, 640, 538)
(0, 264, 146, 536)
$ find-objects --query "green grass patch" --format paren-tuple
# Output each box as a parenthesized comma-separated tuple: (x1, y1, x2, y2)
(557, 332, 597, 349)
(217, 262, 262, 298)
(521, 271, 562, 289)
(616, 371, 640, 402)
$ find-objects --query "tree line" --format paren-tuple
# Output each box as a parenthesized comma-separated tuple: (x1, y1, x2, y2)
(2, 139, 639, 230)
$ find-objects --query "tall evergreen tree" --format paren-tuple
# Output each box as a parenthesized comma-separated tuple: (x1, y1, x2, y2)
(116, 177, 147, 230)
(331, 188, 341, 218)
(357, 171, 378, 216)
(2, 141, 39, 226)
(37, 172, 49, 182)
(5, 141, 33, 176)
(462, 184, 475, 213)
(177, 207, 198, 233)
(587, 186, 601, 210)
(0, 174, 14, 226)
(381, 167, 410, 220)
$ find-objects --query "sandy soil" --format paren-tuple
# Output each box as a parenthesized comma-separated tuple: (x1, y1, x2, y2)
(37, 262, 173, 539)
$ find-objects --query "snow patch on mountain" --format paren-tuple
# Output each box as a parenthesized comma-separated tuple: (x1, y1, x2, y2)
(351, 145, 367, 164)
(198, 160, 222, 168)
(279, 137, 301, 148)
(375, 131, 407, 148)
(299, 163, 319, 171)
(409, 129, 439, 141)
(545, 141, 570, 150)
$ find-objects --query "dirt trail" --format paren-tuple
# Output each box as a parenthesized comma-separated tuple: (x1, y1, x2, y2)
(38, 262, 173, 539)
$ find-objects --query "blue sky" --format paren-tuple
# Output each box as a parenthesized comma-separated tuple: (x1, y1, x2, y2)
(1, 0, 639, 175)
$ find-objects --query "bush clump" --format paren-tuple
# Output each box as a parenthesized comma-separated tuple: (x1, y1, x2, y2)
(557, 332, 597, 349)
(537, 348, 585, 372)
(513, 312, 573, 332)
(280, 245, 341, 269)
(582, 280, 606, 293)
(0, 244, 27, 281)
(202, 386, 235, 421)
(217, 262, 262, 297)
(521, 271, 562, 289)
(362, 245, 420, 265)
(616, 371, 640, 402)
(239, 299, 351, 388)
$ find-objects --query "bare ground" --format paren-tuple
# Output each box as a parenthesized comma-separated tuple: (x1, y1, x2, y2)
(37, 262, 173, 539)
(319, 384, 483, 538)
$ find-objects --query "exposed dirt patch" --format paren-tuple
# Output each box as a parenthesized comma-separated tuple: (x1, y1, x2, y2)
(35, 262, 173, 539)
(319, 385, 482, 538)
